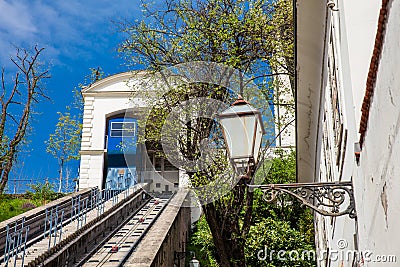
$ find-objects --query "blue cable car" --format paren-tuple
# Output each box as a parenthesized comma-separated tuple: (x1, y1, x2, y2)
(104, 117, 138, 190)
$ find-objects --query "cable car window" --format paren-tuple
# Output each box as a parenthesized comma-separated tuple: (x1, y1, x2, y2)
(110, 122, 136, 137)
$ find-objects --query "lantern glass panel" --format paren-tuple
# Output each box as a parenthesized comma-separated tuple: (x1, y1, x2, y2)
(189, 258, 200, 267)
(219, 113, 257, 160)
(218, 99, 265, 173)
(254, 118, 263, 163)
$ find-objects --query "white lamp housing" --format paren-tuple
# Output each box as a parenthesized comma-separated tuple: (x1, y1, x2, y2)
(218, 96, 265, 177)
(189, 256, 200, 267)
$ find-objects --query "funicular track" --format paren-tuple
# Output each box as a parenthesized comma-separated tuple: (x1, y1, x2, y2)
(80, 196, 171, 267)
(1, 184, 151, 267)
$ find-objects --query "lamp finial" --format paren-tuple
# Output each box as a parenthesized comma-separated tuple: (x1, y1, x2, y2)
(232, 95, 249, 106)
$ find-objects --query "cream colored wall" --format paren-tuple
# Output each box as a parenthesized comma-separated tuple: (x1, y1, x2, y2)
(296, 0, 328, 183)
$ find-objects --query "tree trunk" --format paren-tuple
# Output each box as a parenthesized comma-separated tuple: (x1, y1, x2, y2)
(199, 180, 254, 266)
(58, 160, 64, 193)
(203, 202, 246, 267)
(0, 149, 16, 193)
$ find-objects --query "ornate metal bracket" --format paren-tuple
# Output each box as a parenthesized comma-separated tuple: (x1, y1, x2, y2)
(248, 181, 356, 219)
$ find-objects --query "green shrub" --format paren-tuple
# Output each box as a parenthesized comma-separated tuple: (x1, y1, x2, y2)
(27, 182, 59, 205)
(0, 198, 29, 222)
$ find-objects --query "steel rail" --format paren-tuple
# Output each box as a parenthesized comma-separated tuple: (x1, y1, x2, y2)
(75, 197, 152, 266)
(83, 195, 172, 267)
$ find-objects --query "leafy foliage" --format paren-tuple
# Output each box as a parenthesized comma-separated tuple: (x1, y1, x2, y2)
(190, 151, 316, 266)
(119, 0, 295, 265)
(27, 182, 60, 204)
(248, 151, 315, 266)
(0, 183, 62, 222)
(245, 217, 315, 266)
(0, 197, 31, 222)
(253, 150, 310, 227)
(189, 216, 220, 267)
(45, 112, 81, 192)
(119, 0, 292, 98)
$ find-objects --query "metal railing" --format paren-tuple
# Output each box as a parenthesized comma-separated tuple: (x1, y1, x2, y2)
(3, 218, 30, 267)
(1, 184, 145, 266)
(44, 206, 64, 251)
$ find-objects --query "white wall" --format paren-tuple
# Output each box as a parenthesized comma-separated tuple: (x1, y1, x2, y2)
(341, 0, 380, 127)
(274, 73, 295, 148)
(310, 0, 383, 265)
(297, 0, 400, 265)
(353, 1, 400, 263)
(313, 1, 400, 266)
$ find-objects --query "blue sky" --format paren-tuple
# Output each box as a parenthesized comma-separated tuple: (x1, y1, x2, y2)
(0, 0, 141, 188)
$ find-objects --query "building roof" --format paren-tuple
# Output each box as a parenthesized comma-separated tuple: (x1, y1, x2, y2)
(296, 0, 328, 183)
(81, 71, 149, 96)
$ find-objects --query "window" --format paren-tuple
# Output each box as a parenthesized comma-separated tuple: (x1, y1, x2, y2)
(328, 29, 344, 167)
(110, 122, 136, 137)
(156, 183, 161, 188)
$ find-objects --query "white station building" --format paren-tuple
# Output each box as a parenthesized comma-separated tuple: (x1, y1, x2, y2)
(78, 72, 183, 194)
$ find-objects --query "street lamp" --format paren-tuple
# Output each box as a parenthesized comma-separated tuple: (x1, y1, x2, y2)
(218, 96, 356, 219)
(174, 251, 200, 267)
(217, 95, 265, 179)
(189, 254, 200, 267)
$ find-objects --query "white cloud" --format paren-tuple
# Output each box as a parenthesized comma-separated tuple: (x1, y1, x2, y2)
(0, 0, 37, 38)
(0, 0, 140, 68)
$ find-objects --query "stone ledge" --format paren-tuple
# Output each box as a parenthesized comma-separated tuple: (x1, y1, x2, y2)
(125, 189, 190, 266)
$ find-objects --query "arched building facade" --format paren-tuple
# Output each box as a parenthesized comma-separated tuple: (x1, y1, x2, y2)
(78, 72, 184, 193)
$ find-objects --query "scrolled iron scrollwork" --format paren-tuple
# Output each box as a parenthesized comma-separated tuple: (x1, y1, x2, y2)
(249, 182, 356, 219)
(261, 186, 280, 203)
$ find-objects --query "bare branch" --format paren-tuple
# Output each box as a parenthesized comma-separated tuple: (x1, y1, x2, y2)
(0, 46, 50, 192)
(1, 68, 5, 101)
(6, 113, 19, 125)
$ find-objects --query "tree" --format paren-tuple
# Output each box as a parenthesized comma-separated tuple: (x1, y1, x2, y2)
(190, 151, 315, 266)
(46, 67, 103, 193)
(118, 0, 294, 265)
(0, 46, 50, 193)
(45, 112, 81, 193)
